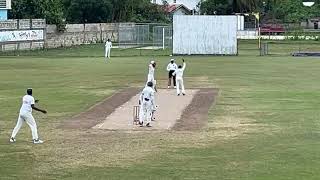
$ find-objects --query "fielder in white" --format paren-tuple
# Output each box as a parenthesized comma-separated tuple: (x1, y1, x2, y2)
(10, 88, 47, 144)
(139, 82, 156, 127)
(105, 39, 112, 61)
(146, 61, 157, 92)
(173, 59, 186, 96)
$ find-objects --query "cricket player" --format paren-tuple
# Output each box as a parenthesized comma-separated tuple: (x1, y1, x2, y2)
(10, 88, 47, 144)
(166, 59, 177, 89)
(146, 60, 157, 92)
(173, 59, 186, 96)
(105, 39, 112, 61)
(139, 81, 156, 127)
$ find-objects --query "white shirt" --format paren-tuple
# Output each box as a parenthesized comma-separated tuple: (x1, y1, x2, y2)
(167, 63, 178, 71)
(140, 86, 155, 103)
(148, 64, 155, 77)
(173, 63, 186, 79)
(20, 95, 35, 114)
(105, 41, 112, 48)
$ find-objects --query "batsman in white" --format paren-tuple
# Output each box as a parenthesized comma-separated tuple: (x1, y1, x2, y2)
(105, 38, 112, 61)
(173, 59, 186, 96)
(139, 81, 156, 127)
(146, 60, 157, 92)
(10, 88, 47, 144)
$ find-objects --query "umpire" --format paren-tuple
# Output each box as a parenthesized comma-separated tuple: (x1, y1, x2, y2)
(166, 59, 178, 89)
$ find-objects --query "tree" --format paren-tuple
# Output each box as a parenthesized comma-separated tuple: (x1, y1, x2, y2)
(9, 0, 65, 25)
(64, 0, 112, 23)
(200, 0, 233, 15)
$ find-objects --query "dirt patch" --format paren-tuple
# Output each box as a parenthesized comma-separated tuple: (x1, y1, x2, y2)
(62, 88, 218, 131)
(94, 89, 199, 130)
(173, 88, 219, 131)
(62, 88, 140, 129)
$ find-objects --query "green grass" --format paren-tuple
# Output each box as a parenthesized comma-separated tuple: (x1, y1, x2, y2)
(1, 42, 320, 179)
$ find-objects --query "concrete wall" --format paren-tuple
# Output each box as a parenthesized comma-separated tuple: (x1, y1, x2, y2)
(0, 20, 136, 51)
(0, 19, 46, 51)
(45, 23, 134, 48)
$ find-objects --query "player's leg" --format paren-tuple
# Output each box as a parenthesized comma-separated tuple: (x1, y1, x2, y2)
(10, 114, 24, 142)
(108, 48, 111, 59)
(105, 47, 108, 62)
(181, 78, 186, 95)
(24, 114, 42, 143)
(168, 71, 172, 88)
(176, 79, 181, 95)
(139, 104, 145, 125)
(173, 74, 176, 88)
(145, 102, 152, 127)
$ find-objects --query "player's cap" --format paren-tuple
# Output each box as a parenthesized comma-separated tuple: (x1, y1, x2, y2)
(150, 61, 155, 64)
(147, 81, 153, 87)
(170, 59, 175, 62)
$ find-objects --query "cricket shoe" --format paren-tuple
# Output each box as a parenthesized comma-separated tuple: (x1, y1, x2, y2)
(9, 137, 16, 143)
(182, 93, 186, 96)
(177, 94, 181, 96)
(167, 86, 170, 89)
(139, 122, 144, 127)
(146, 123, 152, 127)
(33, 139, 44, 144)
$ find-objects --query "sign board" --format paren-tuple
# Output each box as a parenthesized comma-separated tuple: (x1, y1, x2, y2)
(0, 29, 44, 42)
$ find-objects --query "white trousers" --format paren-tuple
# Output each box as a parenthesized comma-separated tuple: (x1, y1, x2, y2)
(105, 48, 111, 59)
(11, 112, 39, 140)
(176, 78, 185, 95)
(139, 101, 153, 125)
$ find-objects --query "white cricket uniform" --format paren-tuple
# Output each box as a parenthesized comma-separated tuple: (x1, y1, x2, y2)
(11, 95, 39, 140)
(146, 64, 156, 88)
(139, 86, 155, 125)
(105, 41, 112, 59)
(173, 62, 186, 95)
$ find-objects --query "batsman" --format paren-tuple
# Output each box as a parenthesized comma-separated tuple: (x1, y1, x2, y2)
(139, 81, 156, 127)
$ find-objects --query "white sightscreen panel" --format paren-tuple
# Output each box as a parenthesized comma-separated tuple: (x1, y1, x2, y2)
(173, 15, 237, 55)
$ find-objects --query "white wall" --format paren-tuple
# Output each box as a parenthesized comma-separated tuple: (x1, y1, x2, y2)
(173, 15, 238, 55)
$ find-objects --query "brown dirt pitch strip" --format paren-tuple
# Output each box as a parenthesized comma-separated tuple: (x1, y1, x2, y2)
(63, 88, 218, 131)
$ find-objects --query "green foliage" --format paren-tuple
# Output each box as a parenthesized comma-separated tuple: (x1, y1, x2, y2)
(9, 0, 65, 27)
(200, 0, 320, 23)
(9, 0, 168, 24)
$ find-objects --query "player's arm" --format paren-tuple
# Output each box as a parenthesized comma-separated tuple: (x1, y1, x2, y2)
(166, 64, 170, 71)
(31, 104, 47, 114)
(182, 59, 186, 71)
(172, 70, 176, 76)
(139, 93, 143, 105)
(110, 42, 112, 48)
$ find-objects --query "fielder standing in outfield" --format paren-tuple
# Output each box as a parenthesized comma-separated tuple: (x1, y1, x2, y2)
(105, 39, 112, 61)
(139, 82, 156, 127)
(146, 60, 157, 92)
(173, 59, 186, 96)
(10, 88, 47, 144)
(166, 59, 177, 89)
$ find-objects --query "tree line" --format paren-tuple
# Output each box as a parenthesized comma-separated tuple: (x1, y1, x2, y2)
(8, 0, 320, 27)
(9, 0, 168, 27)
(200, 0, 320, 23)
